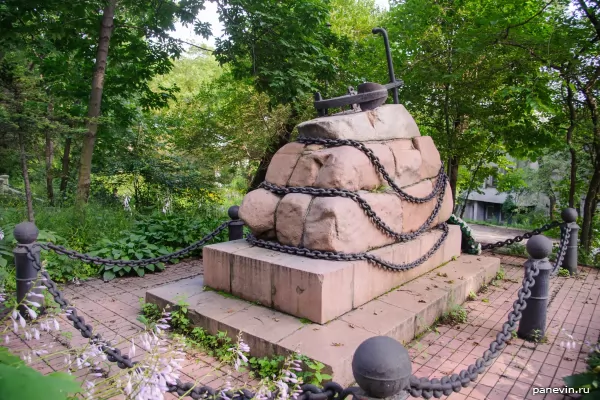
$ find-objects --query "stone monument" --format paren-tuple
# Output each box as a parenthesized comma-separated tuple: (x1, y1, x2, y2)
(147, 30, 501, 385)
(203, 100, 461, 324)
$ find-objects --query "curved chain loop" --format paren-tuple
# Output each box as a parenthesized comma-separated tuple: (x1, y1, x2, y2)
(481, 221, 560, 251)
(296, 137, 446, 204)
(408, 260, 540, 398)
(251, 137, 449, 272)
(41, 222, 229, 268)
(247, 224, 449, 272)
(259, 180, 446, 243)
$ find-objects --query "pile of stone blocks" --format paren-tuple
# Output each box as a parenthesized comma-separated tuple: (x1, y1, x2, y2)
(204, 103, 462, 325)
(239, 104, 454, 253)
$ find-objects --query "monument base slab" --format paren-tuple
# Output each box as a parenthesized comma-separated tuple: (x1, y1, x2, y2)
(203, 225, 461, 324)
(146, 254, 500, 386)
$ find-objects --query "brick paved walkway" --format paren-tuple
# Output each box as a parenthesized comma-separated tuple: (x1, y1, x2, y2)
(4, 254, 599, 400)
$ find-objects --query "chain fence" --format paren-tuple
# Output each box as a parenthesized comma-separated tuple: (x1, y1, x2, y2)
(480, 221, 561, 251)
(21, 230, 547, 399)
(41, 221, 230, 268)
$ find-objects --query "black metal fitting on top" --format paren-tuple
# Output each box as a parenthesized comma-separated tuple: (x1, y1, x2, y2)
(314, 27, 402, 116)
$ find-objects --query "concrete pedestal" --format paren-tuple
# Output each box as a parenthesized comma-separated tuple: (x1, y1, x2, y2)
(203, 225, 461, 324)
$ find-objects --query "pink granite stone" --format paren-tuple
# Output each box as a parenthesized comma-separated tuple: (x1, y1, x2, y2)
(276, 193, 313, 246)
(413, 136, 442, 179)
(239, 189, 281, 236)
(265, 142, 306, 186)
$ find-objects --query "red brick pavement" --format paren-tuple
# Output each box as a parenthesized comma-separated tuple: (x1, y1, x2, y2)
(4, 254, 599, 400)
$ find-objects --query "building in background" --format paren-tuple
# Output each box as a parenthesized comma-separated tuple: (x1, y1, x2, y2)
(458, 160, 551, 223)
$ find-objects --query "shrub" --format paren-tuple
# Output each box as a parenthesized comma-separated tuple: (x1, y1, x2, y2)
(88, 233, 174, 280)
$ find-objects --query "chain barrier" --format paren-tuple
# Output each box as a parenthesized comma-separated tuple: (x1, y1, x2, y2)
(12, 137, 569, 399)
(480, 221, 560, 251)
(22, 234, 545, 400)
(408, 259, 540, 398)
(41, 222, 229, 268)
(23, 242, 359, 400)
(477, 219, 570, 276)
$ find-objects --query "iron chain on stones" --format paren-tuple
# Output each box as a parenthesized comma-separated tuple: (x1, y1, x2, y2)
(246, 137, 449, 272)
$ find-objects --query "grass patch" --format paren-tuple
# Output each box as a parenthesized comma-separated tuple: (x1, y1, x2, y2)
(438, 305, 468, 326)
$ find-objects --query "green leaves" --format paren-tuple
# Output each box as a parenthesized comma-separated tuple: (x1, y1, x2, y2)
(0, 347, 81, 400)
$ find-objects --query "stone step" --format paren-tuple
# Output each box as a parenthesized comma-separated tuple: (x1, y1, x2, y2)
(146, 254, 500, 386)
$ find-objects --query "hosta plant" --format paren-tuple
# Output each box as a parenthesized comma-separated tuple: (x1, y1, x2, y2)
(88, 233, 176, 281)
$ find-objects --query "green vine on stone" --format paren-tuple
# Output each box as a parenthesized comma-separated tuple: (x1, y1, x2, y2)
(448, 214, 482, 255)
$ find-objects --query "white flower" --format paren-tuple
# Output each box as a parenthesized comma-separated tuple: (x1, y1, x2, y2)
(4, 335, 8, 344)
(23, 305, 37, 320)
(25, 300, 41, 308)
(0, 228, 4, 241)
(10, 316, 18, 333)
(128, 339, 136, 358)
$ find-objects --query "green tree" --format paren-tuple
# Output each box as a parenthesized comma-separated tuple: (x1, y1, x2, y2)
(213, 0, 352, 189)
(386, 0, 558, 204)
(495, 0, 600, 249)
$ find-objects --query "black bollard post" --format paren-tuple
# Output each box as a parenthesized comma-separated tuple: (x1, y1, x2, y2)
(13, 222, 44, 317)
(228, 205, 244, 241)
(517, 235, 553, 342)
(560, 208, 579, 276)
(352, 336, 411, 399)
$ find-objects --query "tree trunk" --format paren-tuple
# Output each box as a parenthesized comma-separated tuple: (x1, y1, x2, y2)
(45, 131, 54, 205)
(60, 137, 72, 196)
(459, 143, 491, 218)
(18, 131, 35, 222)
(549, 193, 556, 221)
(579, 82, 600, 250)
(581, 163, 600, 251)
(448, 156, 460, 206)
(248, 111, 298, 191)
(565, 79, 577, 208)
(75, 0, 117, 204)
(45, 102, 55, 205)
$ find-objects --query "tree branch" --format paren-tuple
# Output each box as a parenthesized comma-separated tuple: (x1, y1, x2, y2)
(498, 41, 564, 71)
(500, 0, 556, 38)
(113, 22, 214, 53)
(577, 0, 600, 40)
